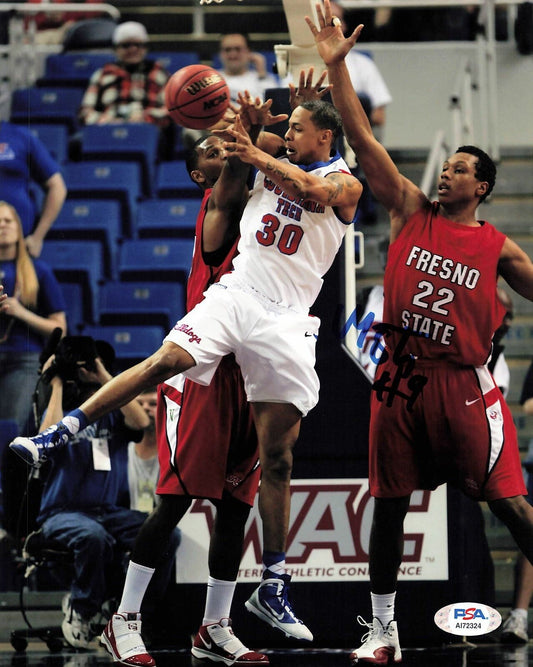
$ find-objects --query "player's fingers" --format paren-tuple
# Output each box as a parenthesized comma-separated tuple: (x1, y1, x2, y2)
(305, 16, 319, 35)
(306, 67, 315, 87)
(315, 70, 327, 88)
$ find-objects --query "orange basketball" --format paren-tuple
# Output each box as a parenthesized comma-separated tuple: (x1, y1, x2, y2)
(164, 64, 230, 130)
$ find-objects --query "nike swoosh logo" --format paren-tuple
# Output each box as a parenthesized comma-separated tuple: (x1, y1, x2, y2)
(264, 601, 286, 621)
(304, 332, 316, 338)
(199, 634, 212, 650)
(465, 398, 481, 406)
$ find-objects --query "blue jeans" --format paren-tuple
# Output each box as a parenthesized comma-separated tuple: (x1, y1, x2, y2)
(42, 507, 181, 619)
(0, 351, 40, 435)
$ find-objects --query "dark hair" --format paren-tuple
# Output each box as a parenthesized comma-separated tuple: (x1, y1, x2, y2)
(184, 135, 211, 175)
(300, 100, 343, 144)
(455, 145, 496, 203)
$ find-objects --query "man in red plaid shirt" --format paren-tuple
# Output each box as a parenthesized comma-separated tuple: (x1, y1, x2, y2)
(78, 21, 170, 127)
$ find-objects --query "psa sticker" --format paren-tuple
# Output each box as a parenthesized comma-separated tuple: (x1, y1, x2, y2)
(434, 602, 501, 636)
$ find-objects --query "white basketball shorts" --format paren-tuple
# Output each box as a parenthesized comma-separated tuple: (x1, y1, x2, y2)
(164, 282, 320, 417)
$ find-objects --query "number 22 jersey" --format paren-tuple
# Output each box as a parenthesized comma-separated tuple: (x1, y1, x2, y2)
(383, 201, 506, 366)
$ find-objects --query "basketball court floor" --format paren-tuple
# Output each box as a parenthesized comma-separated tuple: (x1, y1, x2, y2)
(1, 641, 533, 667)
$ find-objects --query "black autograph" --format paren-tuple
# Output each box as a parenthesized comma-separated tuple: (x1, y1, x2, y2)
(370, 323, 428, 411)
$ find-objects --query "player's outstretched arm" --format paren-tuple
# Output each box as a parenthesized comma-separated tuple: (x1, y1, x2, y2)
(306, 0, 427, 227)
(499, 237, 533, 302)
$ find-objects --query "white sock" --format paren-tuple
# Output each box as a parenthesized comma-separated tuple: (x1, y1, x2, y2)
(263, 560, 286, 576)
(202, 577, 236, 625)
(117, 561, 155, 614)
(371, 592, 396, 626)
(512, 608, 528, 620)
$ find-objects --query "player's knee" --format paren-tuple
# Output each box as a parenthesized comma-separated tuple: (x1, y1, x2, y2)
(261, 446, 293, 482)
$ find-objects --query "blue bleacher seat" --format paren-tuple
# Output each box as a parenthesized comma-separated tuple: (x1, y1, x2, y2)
(62, 161, 143, 237)
(82, 324, 165, 371)
(41, 240, 104, 323)
(151, 51, 200, 74)
(10, 87, 85, 131)
(38, 52, 111, 87)
(60, 282, 86, 333)
(135, 198, 197, 238)
(155, 161, 199, 198)
(98, 281, 185, 330)
(48, 199, 122, 279)
(80, 124, 160, 197)
(118, 238, 194, 283)
(28, 124, 69, 164)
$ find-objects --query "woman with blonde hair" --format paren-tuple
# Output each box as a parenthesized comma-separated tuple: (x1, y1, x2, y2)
(0, 201, 66, 434)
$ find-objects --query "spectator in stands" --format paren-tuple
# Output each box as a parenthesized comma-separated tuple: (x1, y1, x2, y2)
(329, 2, 392, 132)
(35, 339, 179, 649)
(329, 1, 392, 224)
(78, 21, 170, 127)
(0, 202, 66, 435)
(126, 387, 160, 513)
(0, 122, 67, 257)
(216, 32, 278, 103)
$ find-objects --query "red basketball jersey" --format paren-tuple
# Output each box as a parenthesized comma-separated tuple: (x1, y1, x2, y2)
(186, 188, 239, 311)
(383, 202, 506, 365)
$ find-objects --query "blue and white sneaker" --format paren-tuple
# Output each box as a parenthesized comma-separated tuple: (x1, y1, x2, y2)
(10, 422, 73, 467)
(245, 572, 313, 641)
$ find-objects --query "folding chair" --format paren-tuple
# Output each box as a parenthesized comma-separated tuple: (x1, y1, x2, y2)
(60, 283, 86, 333)
(155, 161, 200, 198)
(82, 324, 166, 372)
(38, 52, 111, 87)
(48, 199, 123, 279)
(98, 281, 185, 330)
(28, 124, 69, 164)
(10, 87, 85, 132)
(135, 198, 197, 238)
(40, 240, 104, 323)
(80, 124, 161, 197)
(117, 239, 194, 283)
(62, 161, 143, 237)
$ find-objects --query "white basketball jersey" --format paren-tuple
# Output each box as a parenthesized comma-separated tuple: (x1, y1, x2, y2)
(223, 153, 354, 313)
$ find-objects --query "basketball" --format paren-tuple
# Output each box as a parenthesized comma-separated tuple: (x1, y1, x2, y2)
(164, 64, 230, 130)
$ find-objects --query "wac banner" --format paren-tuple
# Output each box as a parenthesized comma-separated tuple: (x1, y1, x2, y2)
(175, 479, 448, 583)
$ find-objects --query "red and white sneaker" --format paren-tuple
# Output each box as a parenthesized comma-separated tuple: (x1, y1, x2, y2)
(350, 617, 402, 665)
(101, 613, 155, 667)
(191, 618, 269, 665)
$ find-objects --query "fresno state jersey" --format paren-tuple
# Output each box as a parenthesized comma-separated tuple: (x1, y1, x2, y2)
(186, 188, 239, 311)
(383, 202, 506, 366)
(223, 152, 355, 313)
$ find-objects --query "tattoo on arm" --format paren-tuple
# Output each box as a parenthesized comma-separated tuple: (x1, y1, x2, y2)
(325, 173, 345, 205)
(265, 160, 303, 194)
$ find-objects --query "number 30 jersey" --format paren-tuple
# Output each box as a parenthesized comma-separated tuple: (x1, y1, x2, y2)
(223, 152, 354, 314)
(383, 201, 506, 366)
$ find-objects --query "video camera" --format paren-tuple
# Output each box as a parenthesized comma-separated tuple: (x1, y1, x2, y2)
(42, 335, 99, 385)
(32, 331, 115, 426)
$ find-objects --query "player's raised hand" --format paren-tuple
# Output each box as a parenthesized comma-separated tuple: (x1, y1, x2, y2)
(306, 0, 363, 66)
(218, 114, 258, 164)
(289, 67, 331, 109)
(236, 91, 288, 130)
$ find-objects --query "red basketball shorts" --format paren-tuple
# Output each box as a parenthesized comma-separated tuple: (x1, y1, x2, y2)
(369, 360, 526, 501)
(156, 354, 260, 507)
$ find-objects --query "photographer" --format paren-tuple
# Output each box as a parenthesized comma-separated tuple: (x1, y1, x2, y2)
(35, 336, 179, 649)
